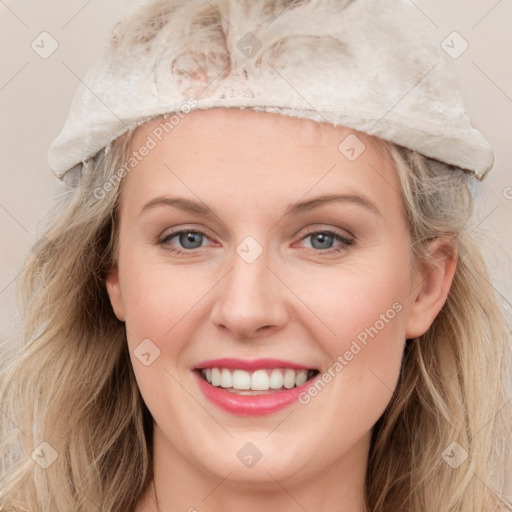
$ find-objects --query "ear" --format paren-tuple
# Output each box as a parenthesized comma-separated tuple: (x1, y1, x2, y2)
(405, 237, 457, 339)
(105, 264, 126, 321)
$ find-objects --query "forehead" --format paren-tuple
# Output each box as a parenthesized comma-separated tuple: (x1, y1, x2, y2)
(121, 108, 401, 219)
(130, 107, 387, 155)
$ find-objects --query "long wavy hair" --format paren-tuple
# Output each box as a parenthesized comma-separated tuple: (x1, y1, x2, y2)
(1, 1, 511, 511)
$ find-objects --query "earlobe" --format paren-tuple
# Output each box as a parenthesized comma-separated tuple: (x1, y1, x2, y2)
(105, 265, 126, 321)
(405, 238, 457, 339)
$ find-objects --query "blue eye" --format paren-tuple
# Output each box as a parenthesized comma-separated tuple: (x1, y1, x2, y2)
(300, 229, 355, 254)
(157, 228, 355, 255)
(159, 229, 208, 251)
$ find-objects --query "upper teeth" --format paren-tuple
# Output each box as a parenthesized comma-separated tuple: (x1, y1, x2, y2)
(201, 368, 310, 391)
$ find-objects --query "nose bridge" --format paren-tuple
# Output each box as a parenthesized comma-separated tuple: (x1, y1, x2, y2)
(210, 236, 289, 338)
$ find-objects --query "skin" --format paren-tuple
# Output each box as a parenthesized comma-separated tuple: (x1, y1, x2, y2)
(105, 108, 456, 512)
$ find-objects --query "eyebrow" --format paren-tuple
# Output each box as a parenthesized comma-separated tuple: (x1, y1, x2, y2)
(139, 193, 381, 218)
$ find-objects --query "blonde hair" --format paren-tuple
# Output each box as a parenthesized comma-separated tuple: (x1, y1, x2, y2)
(366, 145, 512, 512)
(1, 1, 511, 511)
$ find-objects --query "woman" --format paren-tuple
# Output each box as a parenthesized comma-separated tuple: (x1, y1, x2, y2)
(1, 1, 510, 511)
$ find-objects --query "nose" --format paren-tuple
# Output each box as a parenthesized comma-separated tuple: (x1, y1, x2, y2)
(209, 245, 290, 340)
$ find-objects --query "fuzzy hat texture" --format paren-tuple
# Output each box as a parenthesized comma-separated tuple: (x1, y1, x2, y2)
(48, 0, 494, 180)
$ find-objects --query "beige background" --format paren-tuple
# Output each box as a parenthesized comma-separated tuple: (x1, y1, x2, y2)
(1, 0, 511, 500)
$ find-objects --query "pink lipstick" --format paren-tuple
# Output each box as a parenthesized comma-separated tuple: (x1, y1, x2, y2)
(192, 358, 320, 416)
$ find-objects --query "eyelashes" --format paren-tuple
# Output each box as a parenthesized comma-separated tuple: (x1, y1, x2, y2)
(158, 229, 210, 253)
(299, 228, 355, 254)
(157, 226, 355, 256)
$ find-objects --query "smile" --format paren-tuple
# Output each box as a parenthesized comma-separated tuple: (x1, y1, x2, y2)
(198, 367, 319, 394)
(193, 358, 321, 415)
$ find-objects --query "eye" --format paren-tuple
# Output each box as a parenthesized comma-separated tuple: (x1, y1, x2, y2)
(158, 228, 212, 254)
(298, 229, 355, 255)
(157, 227, 355, 256)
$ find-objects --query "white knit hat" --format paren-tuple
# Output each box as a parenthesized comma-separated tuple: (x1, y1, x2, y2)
(48, 0, 494, 180)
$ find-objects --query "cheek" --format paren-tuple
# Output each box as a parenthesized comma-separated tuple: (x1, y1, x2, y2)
(118, 255, 198, 417)
(290, 256, 410, 424)
(289, 287, 407, 477)
(287, 254, 410, 353)
(119, 252, 205, 339)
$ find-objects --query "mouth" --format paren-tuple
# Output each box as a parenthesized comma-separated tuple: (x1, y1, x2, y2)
(192, 357, 322, 415)
(194, 367, 321, 395)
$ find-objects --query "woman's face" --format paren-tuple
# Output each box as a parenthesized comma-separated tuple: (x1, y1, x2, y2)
(106, 108, 450, 492)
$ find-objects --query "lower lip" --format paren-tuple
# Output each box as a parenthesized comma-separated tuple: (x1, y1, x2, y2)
(193, 370, 319, 416)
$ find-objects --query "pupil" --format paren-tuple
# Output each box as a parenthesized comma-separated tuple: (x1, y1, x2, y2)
(312, 233, 333, 250)
(181, 232, 202, 249)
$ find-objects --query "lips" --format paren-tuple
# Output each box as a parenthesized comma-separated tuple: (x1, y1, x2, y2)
(194, 358, 313, 371)
(192, 358, 321, 415)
